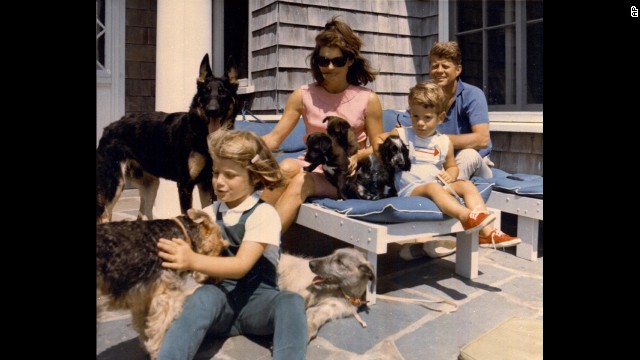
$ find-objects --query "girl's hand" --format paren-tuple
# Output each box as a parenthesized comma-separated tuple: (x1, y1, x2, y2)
(158, 237, 193, 271)
(438, 170, 453, 184)
(348, 155, 358, 177)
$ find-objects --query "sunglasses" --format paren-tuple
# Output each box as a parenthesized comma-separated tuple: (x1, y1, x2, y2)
(316, 55, 349, 67)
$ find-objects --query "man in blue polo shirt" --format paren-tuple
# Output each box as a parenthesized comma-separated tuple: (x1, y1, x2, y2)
(429, 41, 493, 180)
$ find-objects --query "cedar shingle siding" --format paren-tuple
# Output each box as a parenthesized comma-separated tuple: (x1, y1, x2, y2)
(125, 0, 157, 114)
(118, 0, 542, 176)
(249, 0, 439, 113)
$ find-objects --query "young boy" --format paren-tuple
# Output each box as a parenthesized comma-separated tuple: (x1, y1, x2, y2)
(375, 82, 521, 259)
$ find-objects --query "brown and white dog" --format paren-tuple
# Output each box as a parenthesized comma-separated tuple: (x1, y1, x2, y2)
(96, 209, 228, 359)
(277, 247, 376, 341)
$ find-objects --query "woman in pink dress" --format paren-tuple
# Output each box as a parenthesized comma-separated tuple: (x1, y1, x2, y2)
(262, 16, 383, 233)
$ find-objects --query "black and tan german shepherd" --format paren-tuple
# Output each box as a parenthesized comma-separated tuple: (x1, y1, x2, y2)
(96, 54, 240, 223)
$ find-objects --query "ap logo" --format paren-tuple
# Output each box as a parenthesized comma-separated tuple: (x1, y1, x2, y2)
(632, 6, 639, 17)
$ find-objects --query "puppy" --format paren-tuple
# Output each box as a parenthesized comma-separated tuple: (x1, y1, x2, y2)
(278, 248, 376, 341)
(323, 115, 358, 156)
(379, 134, 411, 176)
(343, 154, 391, 200)
(344, 135, 410, 200)
(303, 132, 351, 198)
(96, 209, 228, 359)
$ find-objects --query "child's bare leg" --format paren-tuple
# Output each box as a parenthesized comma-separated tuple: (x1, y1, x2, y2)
(449, 180, 493, 236)
(411, 182, 470, 222)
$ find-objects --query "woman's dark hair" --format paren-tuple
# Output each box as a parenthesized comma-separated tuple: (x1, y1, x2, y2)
(308, 16, 377, 86)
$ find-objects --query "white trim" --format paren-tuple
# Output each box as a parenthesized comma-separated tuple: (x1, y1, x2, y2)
(438, 0, 449, 42)
(212, 0, 224, 76)
(488, 112, 543, 133)
(96, 0, 125, 146)
(113, 0, 125, 120)
(237, 85, 255, 95)
(238, 111, 544, 134)
(235, 113, 542, 133)
(236, 114, 281, 121)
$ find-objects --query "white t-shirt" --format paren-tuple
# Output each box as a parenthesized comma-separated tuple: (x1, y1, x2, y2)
(394, 127, 451, 197)
(205, 192, 281, 266)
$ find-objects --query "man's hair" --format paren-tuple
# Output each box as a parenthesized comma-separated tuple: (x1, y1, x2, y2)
(408, 81, 446, 114)
(429, 41, 462, 66)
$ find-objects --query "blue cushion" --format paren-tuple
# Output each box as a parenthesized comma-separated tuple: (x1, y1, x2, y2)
(480, 168, 543, 199)
(382, 109, 411, 132)
(235, 119, 307, 153)
(308, 180, 493, 224)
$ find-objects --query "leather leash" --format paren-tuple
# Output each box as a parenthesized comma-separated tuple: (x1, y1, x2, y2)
(376, 293, 459, 313)
(171, 217, 192, 247)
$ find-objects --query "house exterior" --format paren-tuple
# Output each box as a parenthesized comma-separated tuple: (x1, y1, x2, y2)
(96, 0, 542, 176)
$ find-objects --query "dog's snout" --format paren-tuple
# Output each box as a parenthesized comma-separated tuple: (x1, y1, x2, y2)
(206, 100, 221, 113)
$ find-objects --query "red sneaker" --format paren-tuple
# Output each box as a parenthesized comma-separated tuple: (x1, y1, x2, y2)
(461, 207, 496, 234)
(479, 229, 522, 249)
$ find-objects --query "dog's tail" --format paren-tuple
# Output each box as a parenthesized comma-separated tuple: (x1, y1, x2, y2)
(96, 142, 127, 222)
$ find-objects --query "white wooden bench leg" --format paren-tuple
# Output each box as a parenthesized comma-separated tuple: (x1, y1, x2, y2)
(516, 217, 539, 261)
(358, 248, 378, 305)
(455, 231, 479, 279)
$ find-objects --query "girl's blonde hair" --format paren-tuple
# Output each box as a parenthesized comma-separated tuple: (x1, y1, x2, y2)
(408, 81, 446, 114)
(207, 130, 286, 190)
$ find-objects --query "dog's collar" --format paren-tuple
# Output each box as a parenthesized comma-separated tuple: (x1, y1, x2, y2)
(171, 217, 192, 247)
(342, 289, 368, 307)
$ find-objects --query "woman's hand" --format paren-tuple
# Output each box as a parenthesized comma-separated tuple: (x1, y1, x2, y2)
(158, 237, 193, 271)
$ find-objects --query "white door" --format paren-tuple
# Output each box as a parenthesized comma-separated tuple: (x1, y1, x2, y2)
(96, 0, 125, 147)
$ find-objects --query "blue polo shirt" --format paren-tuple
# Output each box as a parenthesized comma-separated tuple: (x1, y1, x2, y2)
(437, 80, 492, 157)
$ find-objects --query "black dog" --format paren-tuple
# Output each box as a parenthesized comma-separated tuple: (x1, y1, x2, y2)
(345, 134, 411, 200)
(96, 54, 240, 223)
(303, 116, 359, 199)
(379, 134, 411, 175)
(96, 209, 228, 359)
(324, 115, 358, 157)
(303, 132, 351, 200)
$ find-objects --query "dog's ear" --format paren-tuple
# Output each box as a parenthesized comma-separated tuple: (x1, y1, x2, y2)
(359, 262, 377, 291)
(225, 55, 239, 88)
(187, 208, 210, 224)
(198, 54, 213, 83)
(401, 144, 411, 171)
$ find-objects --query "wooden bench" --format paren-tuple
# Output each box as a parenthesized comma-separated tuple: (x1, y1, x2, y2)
(487, 191, 543, 261)
(294, 203, 486, 304)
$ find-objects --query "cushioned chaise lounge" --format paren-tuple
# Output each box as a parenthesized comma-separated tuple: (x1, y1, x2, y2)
(236, 110, 497, 304)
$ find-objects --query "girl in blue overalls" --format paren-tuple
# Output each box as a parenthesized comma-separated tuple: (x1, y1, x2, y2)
(156, 130, 307, 360)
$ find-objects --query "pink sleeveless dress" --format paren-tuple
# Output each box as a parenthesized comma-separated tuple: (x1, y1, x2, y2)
(300, 83, 371, 149)
(298, 83, 372, 196)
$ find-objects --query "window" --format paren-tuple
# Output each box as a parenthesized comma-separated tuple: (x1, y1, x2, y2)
(224, 1, 249, 81)
(213, 0, 253, 94)
(451, 0, 543, 111)
(96, 0, 108, 74)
